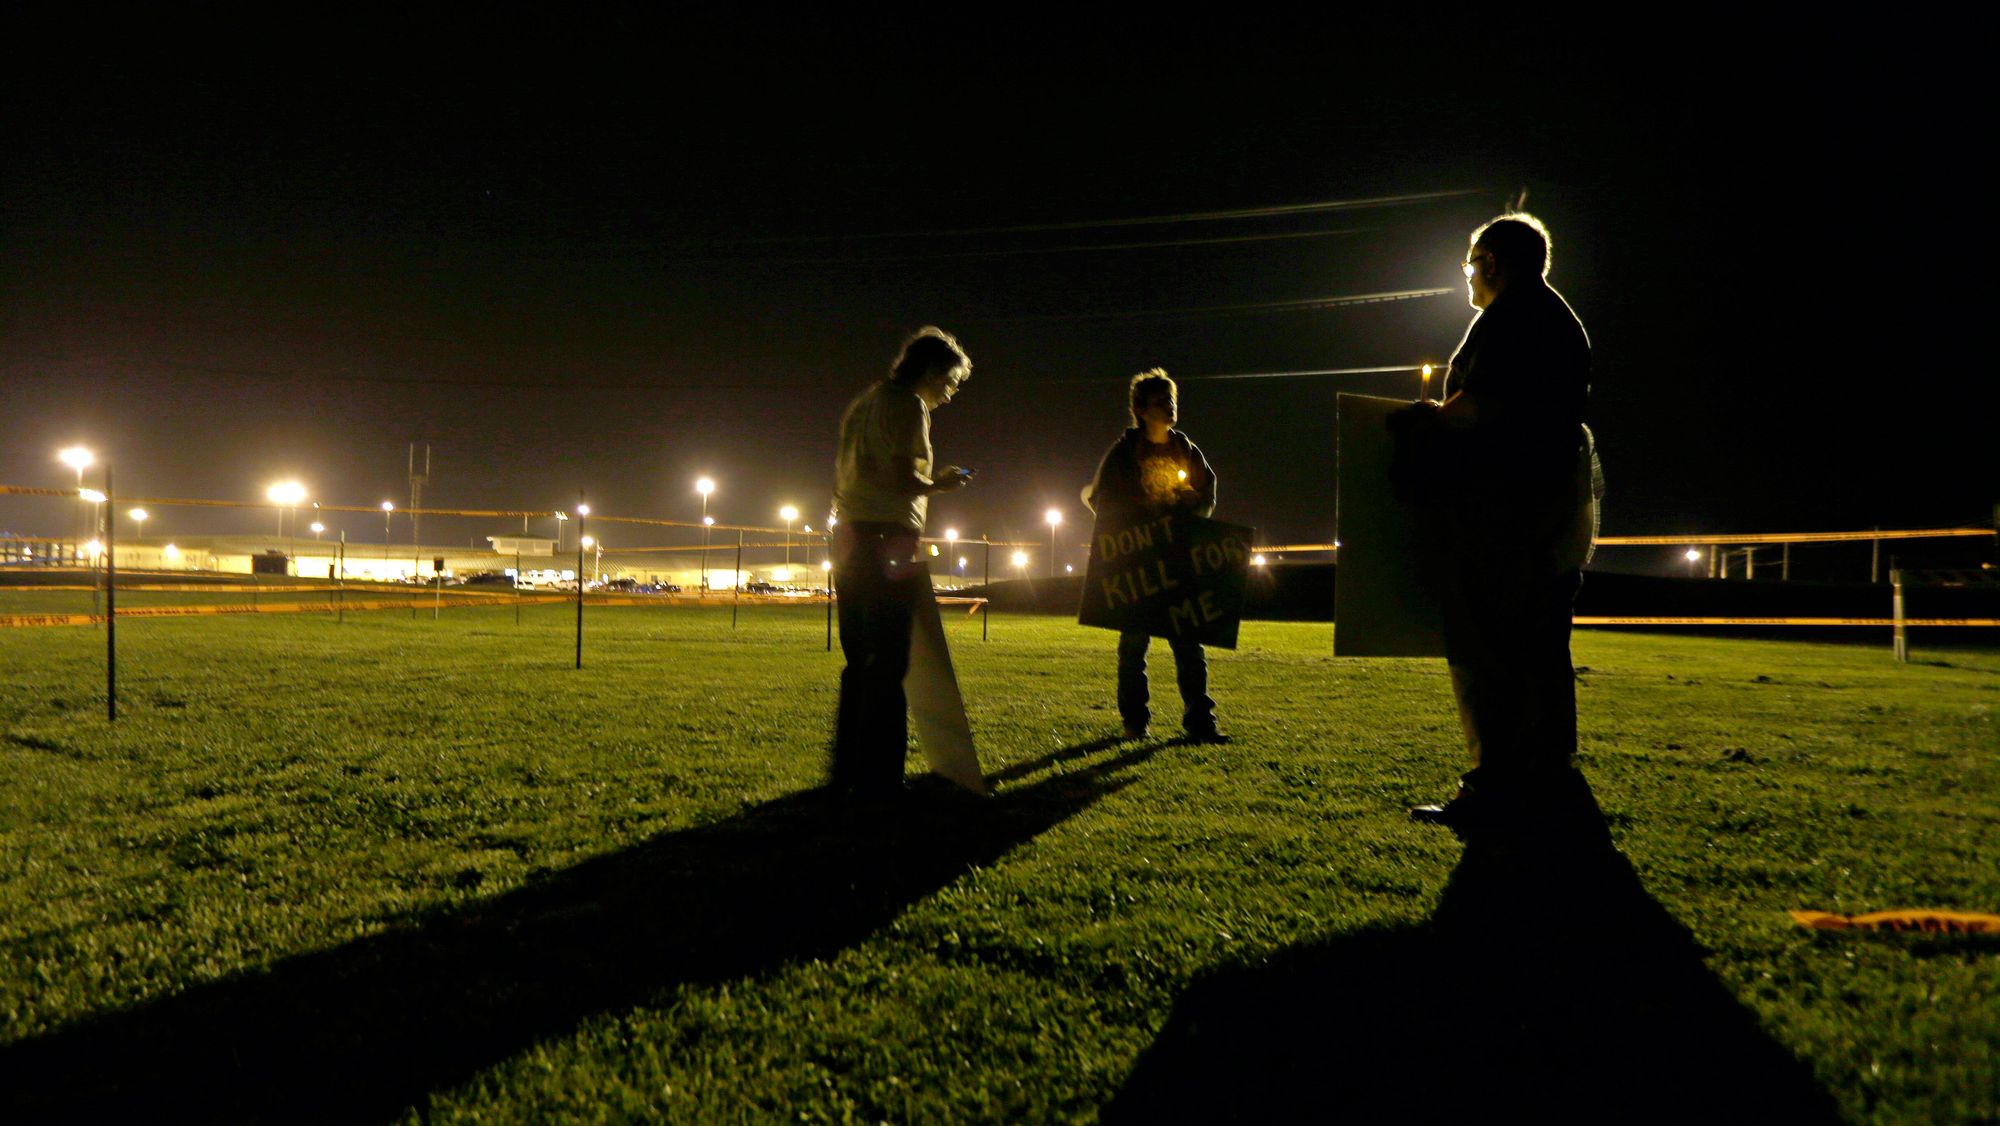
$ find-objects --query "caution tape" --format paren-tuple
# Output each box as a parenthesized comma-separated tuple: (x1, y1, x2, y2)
(1596, 528, 1991, 546)
(1792, 910, 2000, 935)
(0, 594, 573, 628)
(0, 486, 83, 498)
(1574, 617, 2000, 627)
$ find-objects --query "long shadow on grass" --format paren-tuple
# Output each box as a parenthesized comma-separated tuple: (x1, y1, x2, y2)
(1108, 833, 1843, 1123)
(0, 744, 1155, 1124)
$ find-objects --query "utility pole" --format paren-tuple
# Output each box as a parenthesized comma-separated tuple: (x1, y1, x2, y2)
(408, 442, 430, 575)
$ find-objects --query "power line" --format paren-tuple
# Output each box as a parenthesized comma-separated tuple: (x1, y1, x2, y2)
(727, 189, 1484, 244)
(989, 287, 1454, 323)
(773, 225, 1374, 264)
(1184, 364, 1426, 381)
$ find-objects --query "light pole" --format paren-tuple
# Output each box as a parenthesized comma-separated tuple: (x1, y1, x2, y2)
(554, 510, 568, 552)
(128, 508, 147, 566)
(696, 478, 715, 592)
(311, 521, 324, 541)
(1012, 549, 1029, 576)
(702, 516, 715, 592)
(59, 447, 93, 563)
(381, 501, 395, 574)
(1045, 509, 1062, 578)
(780, 505, 798, 568)
(1684, 547, 1702, 579)
(945, 528, 958, 585)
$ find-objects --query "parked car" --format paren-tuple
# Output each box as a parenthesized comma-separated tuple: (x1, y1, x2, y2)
(460, 572, 515, 587)
(641, 581, 682, 594)
(744, 580, 781, 595)
(598, 577, 640, 593)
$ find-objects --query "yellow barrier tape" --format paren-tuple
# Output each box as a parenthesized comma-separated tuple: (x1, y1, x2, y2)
(1574, 617, 2000, 627)
(0, 486, 83, 498)
(0, 594, 574, 628)
(1596, 528, 1991, 546)
(1791, 910, 2000, 935)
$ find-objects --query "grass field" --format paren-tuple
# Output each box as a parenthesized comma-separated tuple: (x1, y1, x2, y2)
(0, 604, 1994, 1122)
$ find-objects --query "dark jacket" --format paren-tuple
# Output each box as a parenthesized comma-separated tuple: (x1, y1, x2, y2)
(1443, 280, 1591, 492)
(1084, 428, 1217, 526)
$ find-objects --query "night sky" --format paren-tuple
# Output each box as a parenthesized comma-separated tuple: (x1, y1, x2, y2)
(3, 14, 1989, 562)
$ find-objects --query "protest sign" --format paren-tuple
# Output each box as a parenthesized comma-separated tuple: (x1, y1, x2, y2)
(1078, 513, 1256, 649)
(1334, 393, 1446, 657)
(905, 587, 986, 794)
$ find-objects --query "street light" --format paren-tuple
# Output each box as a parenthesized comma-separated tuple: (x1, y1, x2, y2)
(310, 521, 325, 539)
(1012, 549, 1029, 573)
(59, 447, 94, 560)
(80, 490, 105, 575)
(58, 446, 94, 478)
(696, 478, 716, 591)
(381, 501, 395, 571)
(780, 504, 798, 567)
(702, 515, 715, 592)
(1045, 509, 1062, 578)
(1684, 547, 1702, 578)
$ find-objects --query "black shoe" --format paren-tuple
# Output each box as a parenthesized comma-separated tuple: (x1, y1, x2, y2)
(1409, 802, 1455, 826)
(1184, 727, 1231, 745)
(1120, 725, 1149, 741)
(1410, 787, 1483, 837)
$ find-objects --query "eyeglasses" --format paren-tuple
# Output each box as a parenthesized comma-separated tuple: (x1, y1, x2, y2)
(1461, 251, 1493, 279)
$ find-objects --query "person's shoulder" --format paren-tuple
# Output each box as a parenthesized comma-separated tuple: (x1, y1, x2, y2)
(866, 381, 925, 415)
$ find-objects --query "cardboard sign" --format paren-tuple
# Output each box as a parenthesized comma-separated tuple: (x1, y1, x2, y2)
(904, 587, 986, 794)
(1334, 394, 1446, 657)
(1078, 513, 1256, 650)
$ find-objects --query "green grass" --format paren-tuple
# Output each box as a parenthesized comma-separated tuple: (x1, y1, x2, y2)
(0, 605, 1994, 1122)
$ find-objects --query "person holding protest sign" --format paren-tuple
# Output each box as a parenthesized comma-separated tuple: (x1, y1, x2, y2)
(828, 327, 975, 796)
(1394, 213, 1604, 841)
(1083, 369, 1227, 744)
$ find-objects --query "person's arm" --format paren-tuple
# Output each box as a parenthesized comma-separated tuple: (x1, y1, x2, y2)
(1086, 435, 1141, 520)
(859, 393, 970, 497)
(1184, 437, 1217, 518)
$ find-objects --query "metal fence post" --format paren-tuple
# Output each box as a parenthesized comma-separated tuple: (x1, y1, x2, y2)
(105, 463, 117, 722)
(1891, 565, 1906, 663)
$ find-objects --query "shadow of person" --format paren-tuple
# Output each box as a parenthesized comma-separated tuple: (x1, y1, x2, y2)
(1107, 827, 1843, 1124)
(0, 745, 1151, 1124)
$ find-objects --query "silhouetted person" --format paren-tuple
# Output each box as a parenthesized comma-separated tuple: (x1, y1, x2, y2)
(828, 327, 975, 795)
(1083, 369, 1225, 743)
(1399, 214, 1602, 838)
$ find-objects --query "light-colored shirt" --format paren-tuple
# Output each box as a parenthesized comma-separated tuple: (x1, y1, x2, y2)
(832, 380, 932, 530)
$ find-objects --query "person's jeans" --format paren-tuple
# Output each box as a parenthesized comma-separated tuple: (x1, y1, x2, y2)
(1117, 631, 1216, 734)
(830, 523, 923, 792)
